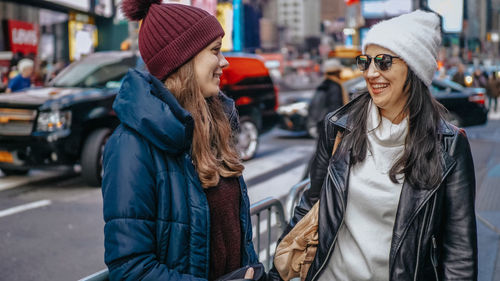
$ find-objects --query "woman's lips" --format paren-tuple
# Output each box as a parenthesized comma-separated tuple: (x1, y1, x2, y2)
(370, 83, 389, 94)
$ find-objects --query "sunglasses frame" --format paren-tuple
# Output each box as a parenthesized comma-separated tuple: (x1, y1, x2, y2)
(356, 54, 401, 71)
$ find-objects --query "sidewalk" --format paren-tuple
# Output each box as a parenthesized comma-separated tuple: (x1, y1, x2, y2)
(475, 109, 500, 281)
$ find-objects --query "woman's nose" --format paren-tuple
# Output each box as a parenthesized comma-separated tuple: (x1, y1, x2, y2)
(365, 61, 380, 78)
(219, 54, 229, 69)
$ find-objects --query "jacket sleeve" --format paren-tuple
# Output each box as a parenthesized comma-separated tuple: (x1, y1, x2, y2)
(267, 115, 335, 281)
(441, 131, 478, 280)
(293, 113, 336, 226)
(102, 129, 206, 281)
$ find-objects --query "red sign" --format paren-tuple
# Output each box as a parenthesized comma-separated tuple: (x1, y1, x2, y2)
(8, 20, 39, 55)
(345, 0, 360, 5)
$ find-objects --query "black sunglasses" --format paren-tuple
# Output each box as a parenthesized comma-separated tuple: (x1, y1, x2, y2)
(356, 54, 401, 71)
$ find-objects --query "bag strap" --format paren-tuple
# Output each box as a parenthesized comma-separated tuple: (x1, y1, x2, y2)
(332, 131, 343, 156)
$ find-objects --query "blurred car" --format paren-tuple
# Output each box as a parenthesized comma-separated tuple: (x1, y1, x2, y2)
(220, 53, 279, 160)
(278, 76, 488, 137)
(0, 51, 278, 185)
(0, 51, 137, 185)
(430, 78, 488, 127)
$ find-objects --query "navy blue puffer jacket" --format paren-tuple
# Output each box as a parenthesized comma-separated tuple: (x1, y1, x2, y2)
(102, 69, 258, 280)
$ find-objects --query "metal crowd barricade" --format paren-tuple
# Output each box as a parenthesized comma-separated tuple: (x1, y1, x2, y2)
(77, 268, 108, 281)
(285, 178, 311, 222)
(249, 196, 287, 270)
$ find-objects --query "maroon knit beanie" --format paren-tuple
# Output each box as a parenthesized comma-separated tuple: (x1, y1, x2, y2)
(122, 0, 225, 80)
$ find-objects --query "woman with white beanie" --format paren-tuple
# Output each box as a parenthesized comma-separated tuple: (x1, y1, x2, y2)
(270, 10, 477, 281)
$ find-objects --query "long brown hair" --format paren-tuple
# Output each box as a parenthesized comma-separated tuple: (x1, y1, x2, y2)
(165, 60, 244, 188)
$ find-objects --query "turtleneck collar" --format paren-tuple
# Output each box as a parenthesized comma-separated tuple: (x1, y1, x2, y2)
(366, 100, 408, 147)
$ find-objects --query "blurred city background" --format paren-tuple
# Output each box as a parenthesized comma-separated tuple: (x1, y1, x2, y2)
(0, 0, 499, 280)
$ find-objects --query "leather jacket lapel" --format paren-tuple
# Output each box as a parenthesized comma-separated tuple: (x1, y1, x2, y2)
(389, 141, 457, 273)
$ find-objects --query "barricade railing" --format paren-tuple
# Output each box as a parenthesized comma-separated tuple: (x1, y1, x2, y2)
(249, 196, 287, 270)
(79, 179, 310, 281)
(285, 179, 311, 222)
(77, 268, 108, 281)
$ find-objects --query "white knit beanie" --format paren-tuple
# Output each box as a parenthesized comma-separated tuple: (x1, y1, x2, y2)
(17, 58, 34, 72)
(362, 10, 441, 86)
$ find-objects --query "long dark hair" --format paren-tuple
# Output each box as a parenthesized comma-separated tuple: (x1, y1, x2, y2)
(342, 69, 446, 189)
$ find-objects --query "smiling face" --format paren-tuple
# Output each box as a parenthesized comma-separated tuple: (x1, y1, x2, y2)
(193, 37, 228, 98)
(363, 44, 409, 122)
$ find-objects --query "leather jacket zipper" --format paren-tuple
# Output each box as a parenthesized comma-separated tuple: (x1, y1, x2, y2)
(310, 168, 345, 281)
(431, 235, 439, 281)
(413, 204, 430, 281)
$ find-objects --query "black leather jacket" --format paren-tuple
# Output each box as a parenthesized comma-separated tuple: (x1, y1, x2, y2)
(270, 99, 478, 281)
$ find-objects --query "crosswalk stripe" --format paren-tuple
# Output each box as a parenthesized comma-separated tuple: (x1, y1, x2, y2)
(244, 146, 313, 180)
(488, 109, 500, 120)
(0, 200, 51, 218)
(248, 163, 307, 204)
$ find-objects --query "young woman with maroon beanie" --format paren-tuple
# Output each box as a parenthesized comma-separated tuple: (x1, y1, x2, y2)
(101, 1, 259, 280)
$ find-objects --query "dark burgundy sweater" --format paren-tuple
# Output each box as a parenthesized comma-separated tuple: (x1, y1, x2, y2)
(204, 176, 242, 281)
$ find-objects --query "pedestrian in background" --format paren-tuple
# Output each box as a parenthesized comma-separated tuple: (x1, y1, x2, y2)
(487, 71, 499, 112)
(270, 10, 477, 281)
(102, 1, 260, 280)
(5, 58, 33, 93)
(33, 60, 49, 87)
(472, 67, 488, 89)
(306, 59, 347, 138)
(452, 63, 466, 87)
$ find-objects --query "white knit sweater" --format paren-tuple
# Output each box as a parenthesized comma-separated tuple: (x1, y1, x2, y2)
(318, 101, 408, 281)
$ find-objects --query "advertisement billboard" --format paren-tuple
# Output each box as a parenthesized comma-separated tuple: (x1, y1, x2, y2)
(361, 0, 412, 19)
(217, 3, 234, 52)
(7, 20, 39, 55)
(428, 0, 464, 33)
(68, 19, 98, 61)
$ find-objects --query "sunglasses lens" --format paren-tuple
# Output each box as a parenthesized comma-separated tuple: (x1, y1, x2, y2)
(375, 55, 392, 71)
(356, 56, 370, 71)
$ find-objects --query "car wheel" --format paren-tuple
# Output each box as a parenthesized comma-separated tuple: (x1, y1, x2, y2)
(1, 168, 29, 176)
(81, 128, 111, 187)
(236, 118, 259, 161)
(445, 112, 463, 127)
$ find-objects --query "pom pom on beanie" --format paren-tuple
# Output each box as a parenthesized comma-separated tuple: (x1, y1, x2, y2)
(121, 0, 161, 21)
(121, 1, 225, 80)
(362, 10, 441, 86)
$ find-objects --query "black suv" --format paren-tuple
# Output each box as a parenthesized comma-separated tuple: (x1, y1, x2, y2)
(0, 51, 278, 185)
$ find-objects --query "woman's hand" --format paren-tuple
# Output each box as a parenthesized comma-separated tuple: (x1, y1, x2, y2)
(244, 267, 254, 279)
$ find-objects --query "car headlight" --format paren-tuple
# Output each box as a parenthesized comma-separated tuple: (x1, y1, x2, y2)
(36, 110, 72, 132)
(465, 75, 473, 86)
(277, 101, 309, 117)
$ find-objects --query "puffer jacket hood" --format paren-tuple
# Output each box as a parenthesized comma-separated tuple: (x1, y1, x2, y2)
(113, 69, 194, 154)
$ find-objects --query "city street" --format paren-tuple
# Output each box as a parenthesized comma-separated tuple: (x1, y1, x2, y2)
(1, 0, 499, 280)
(0, 100, 499, 280)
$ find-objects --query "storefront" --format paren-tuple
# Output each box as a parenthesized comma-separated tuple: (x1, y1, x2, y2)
(0, 0, 117, 89)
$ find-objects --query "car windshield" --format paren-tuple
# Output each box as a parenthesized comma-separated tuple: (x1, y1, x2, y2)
(50, 54, 136, 88)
